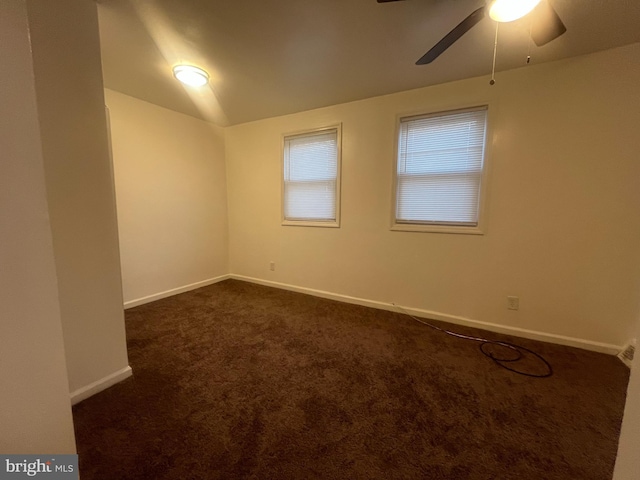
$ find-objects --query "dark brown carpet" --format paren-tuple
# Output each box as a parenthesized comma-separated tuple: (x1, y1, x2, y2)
(73, 279, 628, 479)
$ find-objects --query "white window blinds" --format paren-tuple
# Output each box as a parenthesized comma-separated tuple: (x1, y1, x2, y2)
(283, 128, 339, 223)
(395, 107, 488, 226)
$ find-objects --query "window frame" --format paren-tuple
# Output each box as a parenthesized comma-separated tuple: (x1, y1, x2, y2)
(390, 105, 492, 235)
(281, 124, 342, 228)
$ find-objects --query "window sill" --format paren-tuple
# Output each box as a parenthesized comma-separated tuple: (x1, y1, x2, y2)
(390, 223, 484, 235)
(282, 220, 340, 228)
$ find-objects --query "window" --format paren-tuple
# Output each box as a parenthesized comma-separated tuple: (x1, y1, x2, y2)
(282, 126, 341, 227)
(393, 106, 488, 234)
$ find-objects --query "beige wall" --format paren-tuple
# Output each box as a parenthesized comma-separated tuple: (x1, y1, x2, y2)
(0, 0, 76, 453)
(27, 0, 129, 395)
(226, 43, 640, 349)
(105, 89, 229, 305)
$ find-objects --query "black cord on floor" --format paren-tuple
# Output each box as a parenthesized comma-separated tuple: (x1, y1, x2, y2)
(392, 303, 553, 378)
(479, 341, 553, 378)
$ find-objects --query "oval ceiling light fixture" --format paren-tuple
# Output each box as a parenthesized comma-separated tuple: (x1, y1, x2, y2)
(488, 0, 541, 22)
(172, 65, 209, 87)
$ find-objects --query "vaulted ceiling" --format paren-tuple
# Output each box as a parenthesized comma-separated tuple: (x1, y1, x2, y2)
(97, 0, 640, 126)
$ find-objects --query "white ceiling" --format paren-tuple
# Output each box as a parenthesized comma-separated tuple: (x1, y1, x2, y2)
(97, 0, 640, 126)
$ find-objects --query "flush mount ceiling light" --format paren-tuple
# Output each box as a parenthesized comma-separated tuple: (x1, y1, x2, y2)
(488, 0, 541, 22)
(172, 65, 209, 87)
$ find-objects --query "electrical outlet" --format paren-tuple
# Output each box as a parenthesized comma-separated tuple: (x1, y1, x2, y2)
(269, 261, 275, 271)
(507, 296, 519, 311)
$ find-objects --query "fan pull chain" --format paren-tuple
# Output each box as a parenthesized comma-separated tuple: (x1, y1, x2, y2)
(527, 17, 534, 64)
(490, 22, 499, 85)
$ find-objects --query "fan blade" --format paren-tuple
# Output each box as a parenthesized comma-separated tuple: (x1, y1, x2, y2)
(530, 1, 566, 46)
(416, 6, 485, 65)
(377, 0, 405, 3)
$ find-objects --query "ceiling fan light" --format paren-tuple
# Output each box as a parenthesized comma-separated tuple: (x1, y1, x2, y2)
(489, 0, 541, 23)
(173, 65, 209, 87)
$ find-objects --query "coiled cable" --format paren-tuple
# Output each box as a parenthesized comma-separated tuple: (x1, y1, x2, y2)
(392, 303, 553, 378)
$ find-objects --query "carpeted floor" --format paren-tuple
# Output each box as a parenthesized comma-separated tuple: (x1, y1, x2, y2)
(73, 280, 629, 479)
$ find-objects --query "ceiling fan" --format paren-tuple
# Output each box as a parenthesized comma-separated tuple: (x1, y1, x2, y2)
(378, 0, 567, 65)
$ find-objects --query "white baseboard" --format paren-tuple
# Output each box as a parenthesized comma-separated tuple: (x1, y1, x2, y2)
(70, 366, 133, 405)
(229, 274, 622, 355)
(124, 275, 231, 309)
